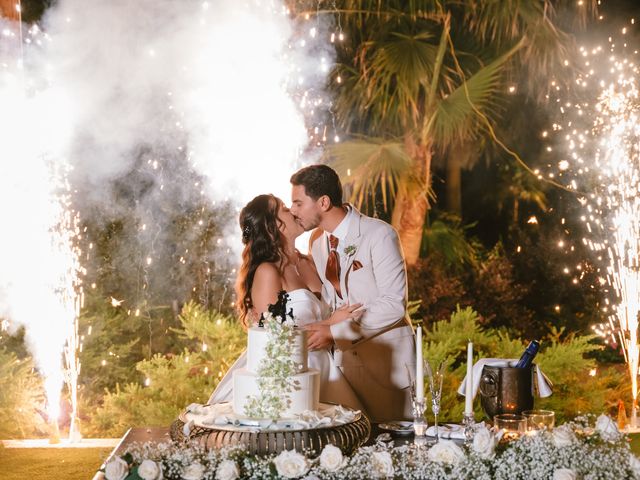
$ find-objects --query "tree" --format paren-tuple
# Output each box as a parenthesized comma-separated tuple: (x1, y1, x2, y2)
(298, 0, 596, 264)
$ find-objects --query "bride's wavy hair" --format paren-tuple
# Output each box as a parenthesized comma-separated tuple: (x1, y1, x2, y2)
(236, 194, 286, 326)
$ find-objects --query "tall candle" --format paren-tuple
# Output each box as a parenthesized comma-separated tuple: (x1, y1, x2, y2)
(416, 326, 424, 400)
(465, 340, 474, 415)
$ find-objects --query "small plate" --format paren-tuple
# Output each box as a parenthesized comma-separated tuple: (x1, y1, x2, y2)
(378, 421, 414, 435)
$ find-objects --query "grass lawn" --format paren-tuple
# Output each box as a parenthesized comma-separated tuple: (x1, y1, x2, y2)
(0, 447, 113, 480)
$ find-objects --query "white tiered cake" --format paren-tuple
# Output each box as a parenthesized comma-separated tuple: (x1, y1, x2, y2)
(232, 326, 320, 417)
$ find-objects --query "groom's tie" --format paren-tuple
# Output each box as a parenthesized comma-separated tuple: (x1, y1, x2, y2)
(325, 234, 342, 299)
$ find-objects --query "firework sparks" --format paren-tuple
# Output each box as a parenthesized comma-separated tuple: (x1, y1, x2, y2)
(546, 20, 640, 418)
(0, 11, 82, 439)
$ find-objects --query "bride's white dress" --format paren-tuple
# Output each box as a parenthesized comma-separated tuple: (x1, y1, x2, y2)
(208, 289, 365, 411)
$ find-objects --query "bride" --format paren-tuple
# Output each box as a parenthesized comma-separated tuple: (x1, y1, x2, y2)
(208, 193, 365, 411)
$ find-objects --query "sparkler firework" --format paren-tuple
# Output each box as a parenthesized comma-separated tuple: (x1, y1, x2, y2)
(547, 21, 640, 422)
(0, 8, 83, 439)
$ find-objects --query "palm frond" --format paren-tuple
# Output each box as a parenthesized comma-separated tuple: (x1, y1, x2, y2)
(427, 43, 520, 147)
(322, 139, 422, 212)
(332, 22, 461, 136)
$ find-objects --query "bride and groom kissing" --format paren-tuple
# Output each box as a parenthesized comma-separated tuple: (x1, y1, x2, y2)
(209, 164, 416, 422)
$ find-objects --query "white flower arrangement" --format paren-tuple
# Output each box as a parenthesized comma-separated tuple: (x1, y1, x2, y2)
(471, 424, 502, 459)
(104, 415, 640, 480)
(553, 468, 578, 480)
(243, 310, 298, 420)
(137, 459, 162, 480)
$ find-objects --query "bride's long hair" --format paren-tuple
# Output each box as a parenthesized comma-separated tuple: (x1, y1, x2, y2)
(236, 194, 287, 326)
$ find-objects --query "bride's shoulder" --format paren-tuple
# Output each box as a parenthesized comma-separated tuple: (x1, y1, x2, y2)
(253, 262, 282, 281)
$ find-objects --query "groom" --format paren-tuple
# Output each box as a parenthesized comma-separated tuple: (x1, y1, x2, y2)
(290, 164, 416, 422)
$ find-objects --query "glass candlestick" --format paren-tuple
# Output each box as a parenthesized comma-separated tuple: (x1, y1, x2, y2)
(462, 413, 475, 443)
(412, 396, 427, 439)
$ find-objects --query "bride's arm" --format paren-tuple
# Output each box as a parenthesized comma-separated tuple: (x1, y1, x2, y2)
(250, 263, 283, 316)
(322, 304, 364, 325)
(298, 253, 364, 325)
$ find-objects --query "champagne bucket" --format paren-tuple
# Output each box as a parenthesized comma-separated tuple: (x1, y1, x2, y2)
(479, 365, 534, 420)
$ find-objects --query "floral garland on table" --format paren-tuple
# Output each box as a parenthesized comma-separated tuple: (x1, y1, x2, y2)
(102, 414, 640, 480)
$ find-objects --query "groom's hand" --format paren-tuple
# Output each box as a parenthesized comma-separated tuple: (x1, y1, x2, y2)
(305, 322, 334, 350)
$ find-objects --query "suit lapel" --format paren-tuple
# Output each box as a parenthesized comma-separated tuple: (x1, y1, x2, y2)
(342, 206, 363, 298)
(311, 230, 336, 304)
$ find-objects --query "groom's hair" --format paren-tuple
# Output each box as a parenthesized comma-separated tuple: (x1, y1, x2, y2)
(290, 164, 343, 207)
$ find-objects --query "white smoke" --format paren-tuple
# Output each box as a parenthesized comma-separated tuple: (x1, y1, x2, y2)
(42, 0, 312, 204)
(0, 0, 334, 421)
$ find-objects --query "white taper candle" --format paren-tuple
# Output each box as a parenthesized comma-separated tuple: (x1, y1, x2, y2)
(465, 340, 474, 415)
(416, 326, 424, 400)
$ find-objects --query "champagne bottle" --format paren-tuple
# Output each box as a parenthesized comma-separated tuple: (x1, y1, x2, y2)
(515, 340, 540, 368)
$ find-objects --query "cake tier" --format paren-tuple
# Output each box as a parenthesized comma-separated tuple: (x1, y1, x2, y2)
(232, 368, 320, 417)
(246, 326, 308, 373)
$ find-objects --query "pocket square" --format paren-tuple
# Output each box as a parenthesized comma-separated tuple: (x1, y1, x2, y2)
(352, 260, 363, 271)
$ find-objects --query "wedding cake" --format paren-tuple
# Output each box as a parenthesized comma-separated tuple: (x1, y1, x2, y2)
(175, 292, 370, 455)
(233, 325, 320, 417)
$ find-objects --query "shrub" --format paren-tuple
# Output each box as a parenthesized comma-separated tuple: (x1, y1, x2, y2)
(419, 306, 625, 423)
(84, 303, 244, 436)
(0, 348, 47, 438)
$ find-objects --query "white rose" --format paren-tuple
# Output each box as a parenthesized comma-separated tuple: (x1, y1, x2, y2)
(629, 453, 640, 478)
(104, 457, 129, 480)
(472, 425, 499, 459)
(273, 450, 309, 479)
(427, 440, 465, 465)
(182, 462, 206, 480)
(595, 414, 620, 440)
(371, 451, 394, 478)
(319, 444, 345, 472)
(553, 424, 577, 448)
(553, 468, 577, 480)
(138, 459, 162, 480)
(215, 460, 239, 480)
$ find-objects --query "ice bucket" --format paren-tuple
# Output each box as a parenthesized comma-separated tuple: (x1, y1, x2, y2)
(479, 365, 534, 420)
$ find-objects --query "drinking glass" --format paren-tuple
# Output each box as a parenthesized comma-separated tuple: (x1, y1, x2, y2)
(494, 413, 527, 440)
(522, 409, 555, 432)
(425, 360, 445, 442)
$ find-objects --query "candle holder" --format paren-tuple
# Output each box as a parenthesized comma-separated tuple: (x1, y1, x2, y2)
(462, 413, 475, 443)
(412, 396, 427, 439)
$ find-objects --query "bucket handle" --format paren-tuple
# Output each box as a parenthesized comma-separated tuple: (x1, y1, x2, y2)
(479, 370, 499, 398)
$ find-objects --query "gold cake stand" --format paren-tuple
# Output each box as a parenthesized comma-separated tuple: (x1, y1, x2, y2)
(170, 405, 371, 456)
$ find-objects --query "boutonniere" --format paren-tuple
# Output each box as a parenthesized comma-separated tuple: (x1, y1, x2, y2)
(343, 244, 357, 256)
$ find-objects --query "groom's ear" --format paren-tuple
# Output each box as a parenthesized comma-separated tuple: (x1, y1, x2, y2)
(318, 195, 332, 212)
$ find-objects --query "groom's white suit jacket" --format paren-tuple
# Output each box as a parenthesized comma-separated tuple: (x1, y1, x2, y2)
(310, 206, 416, 421)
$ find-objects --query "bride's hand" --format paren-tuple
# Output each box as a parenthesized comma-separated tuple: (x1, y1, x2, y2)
(323, 303, 364, 325)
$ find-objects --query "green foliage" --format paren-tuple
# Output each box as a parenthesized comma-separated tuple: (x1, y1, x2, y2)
(172, 302, 245, 374)
(326, 139, 426, 214)
(85, 350, 212, 437)
(0, 348, 47, 438)
(535, 327, 627, 419)
(421, 214, 481, 270)
(419, 306, 625, 423)
(84, 303, 244, 437)
(409, 235, 535, 337)
(78, 293, 178, 406)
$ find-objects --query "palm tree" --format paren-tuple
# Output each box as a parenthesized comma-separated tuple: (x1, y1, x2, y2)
(296, 1, 596, 265)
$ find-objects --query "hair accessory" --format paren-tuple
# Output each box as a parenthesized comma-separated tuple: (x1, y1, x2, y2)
(242, 224, 252, 243)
